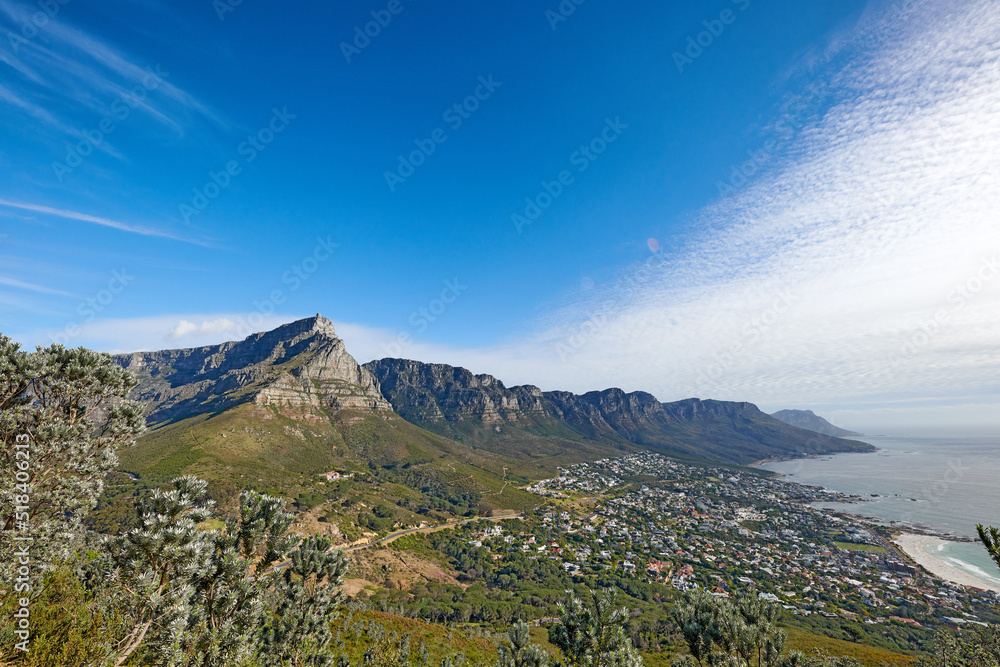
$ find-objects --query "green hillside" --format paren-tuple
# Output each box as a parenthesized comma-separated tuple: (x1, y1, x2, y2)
(102, 401, 608, 537)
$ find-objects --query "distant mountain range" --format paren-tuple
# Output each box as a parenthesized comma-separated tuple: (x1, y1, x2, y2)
(109, 315, 873, 514)
(770, 409, 862, 437)
(364, 358, 873, 465)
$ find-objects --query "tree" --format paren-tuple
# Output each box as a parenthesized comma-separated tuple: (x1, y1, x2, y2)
(259, 535, 349, 666)
(671, 590, 724, 666)
(671, 591, 804, 667)
(0, 338, 145, 572)
(917, 626, 1000, 666)
(105, 476, 348, 667)
(187, 489, 301, 666)
(105, 476, 217, 666)
(498, 621, 550, 667)
(976, 524, 1000, 573)
(549, 588, 643, 667)
(726, 593, 785, 667)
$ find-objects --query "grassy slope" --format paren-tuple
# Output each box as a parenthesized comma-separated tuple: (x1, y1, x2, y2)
(784, 626, 915, 666)
(345, 610, 914, 667)
(333, 609, 498, 666)
(112, 401, 552, 531)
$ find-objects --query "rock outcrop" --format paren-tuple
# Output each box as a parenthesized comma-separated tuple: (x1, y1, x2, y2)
(116, 315, 391, 425)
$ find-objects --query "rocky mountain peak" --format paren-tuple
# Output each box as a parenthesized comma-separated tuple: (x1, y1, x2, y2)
(115, 314, 390, 425)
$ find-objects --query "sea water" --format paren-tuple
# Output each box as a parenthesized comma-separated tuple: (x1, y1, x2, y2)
(760, 435, 1000, 588)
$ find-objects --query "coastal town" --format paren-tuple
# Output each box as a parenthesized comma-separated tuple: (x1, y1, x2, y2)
(497, 453, 1000, 630)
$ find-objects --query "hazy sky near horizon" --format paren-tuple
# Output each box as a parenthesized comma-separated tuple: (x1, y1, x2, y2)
(2, 0, 999, 434)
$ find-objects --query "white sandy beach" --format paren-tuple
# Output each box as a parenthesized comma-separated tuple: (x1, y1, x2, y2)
(894, 533, 1000, 594)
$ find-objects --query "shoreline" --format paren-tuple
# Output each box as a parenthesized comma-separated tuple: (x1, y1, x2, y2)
(893, 533, 1000, 594)
(750, 442, 880, 468)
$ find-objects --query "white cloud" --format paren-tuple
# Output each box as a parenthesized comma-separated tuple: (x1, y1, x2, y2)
(11, 313, 300, 353)
(495, 0, 1000, 428)
(167, 318, 242, 340)
(0, 275, 77, 297)
(0, 199, 205, 243)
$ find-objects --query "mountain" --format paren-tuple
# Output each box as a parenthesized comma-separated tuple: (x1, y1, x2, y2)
(116, 315, 391, 425)
(364, 358, 875, 466)
(105, 316, 873, 533)
(110, 316, 545, 530)
(770, 409, 862, 437)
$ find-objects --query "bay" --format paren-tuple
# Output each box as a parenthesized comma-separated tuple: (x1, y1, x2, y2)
(760, 434, 1000, 588)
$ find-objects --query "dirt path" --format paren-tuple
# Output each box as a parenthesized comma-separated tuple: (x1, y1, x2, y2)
(484, 466, 510, 497)
(344, 512, 524, 552)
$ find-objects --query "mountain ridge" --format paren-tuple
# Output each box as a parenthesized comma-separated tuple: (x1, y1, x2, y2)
(363, 357, 874, 466)
(111, 315, 874, 496)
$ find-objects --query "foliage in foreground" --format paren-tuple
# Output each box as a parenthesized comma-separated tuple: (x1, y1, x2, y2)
(915, 626, 1000, 667)
(670, 589, 864, 667)
(549, 588, 643, 667)
(0, 335, 145, 572)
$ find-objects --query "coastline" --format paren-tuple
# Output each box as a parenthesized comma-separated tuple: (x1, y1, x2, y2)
(750, 441, 879, 468)
(893, 533, 1000, 594)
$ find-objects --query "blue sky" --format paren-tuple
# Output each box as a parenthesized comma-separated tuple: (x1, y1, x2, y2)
(3, 0, 999, 433)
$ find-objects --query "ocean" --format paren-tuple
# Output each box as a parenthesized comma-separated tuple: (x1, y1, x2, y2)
(760, 434, 1000, 589)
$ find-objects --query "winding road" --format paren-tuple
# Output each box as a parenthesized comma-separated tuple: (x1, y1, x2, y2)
(343, 513, 524, 552)
(265, 513, 524, 573)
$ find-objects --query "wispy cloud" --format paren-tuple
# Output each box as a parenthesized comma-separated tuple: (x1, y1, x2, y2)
(0, 0, 227, 143)
(0, 275, 77, 297)
(0, 199, 209, 244)
(497, 0, 1000, 420)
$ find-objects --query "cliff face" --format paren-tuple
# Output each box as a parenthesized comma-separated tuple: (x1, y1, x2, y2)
(364, 358, 546, 425)
(116, 315, 391, 425)
(364, 358, 875, 465)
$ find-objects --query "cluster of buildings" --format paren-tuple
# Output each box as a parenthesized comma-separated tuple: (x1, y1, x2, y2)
(515, 453, 999, 628)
